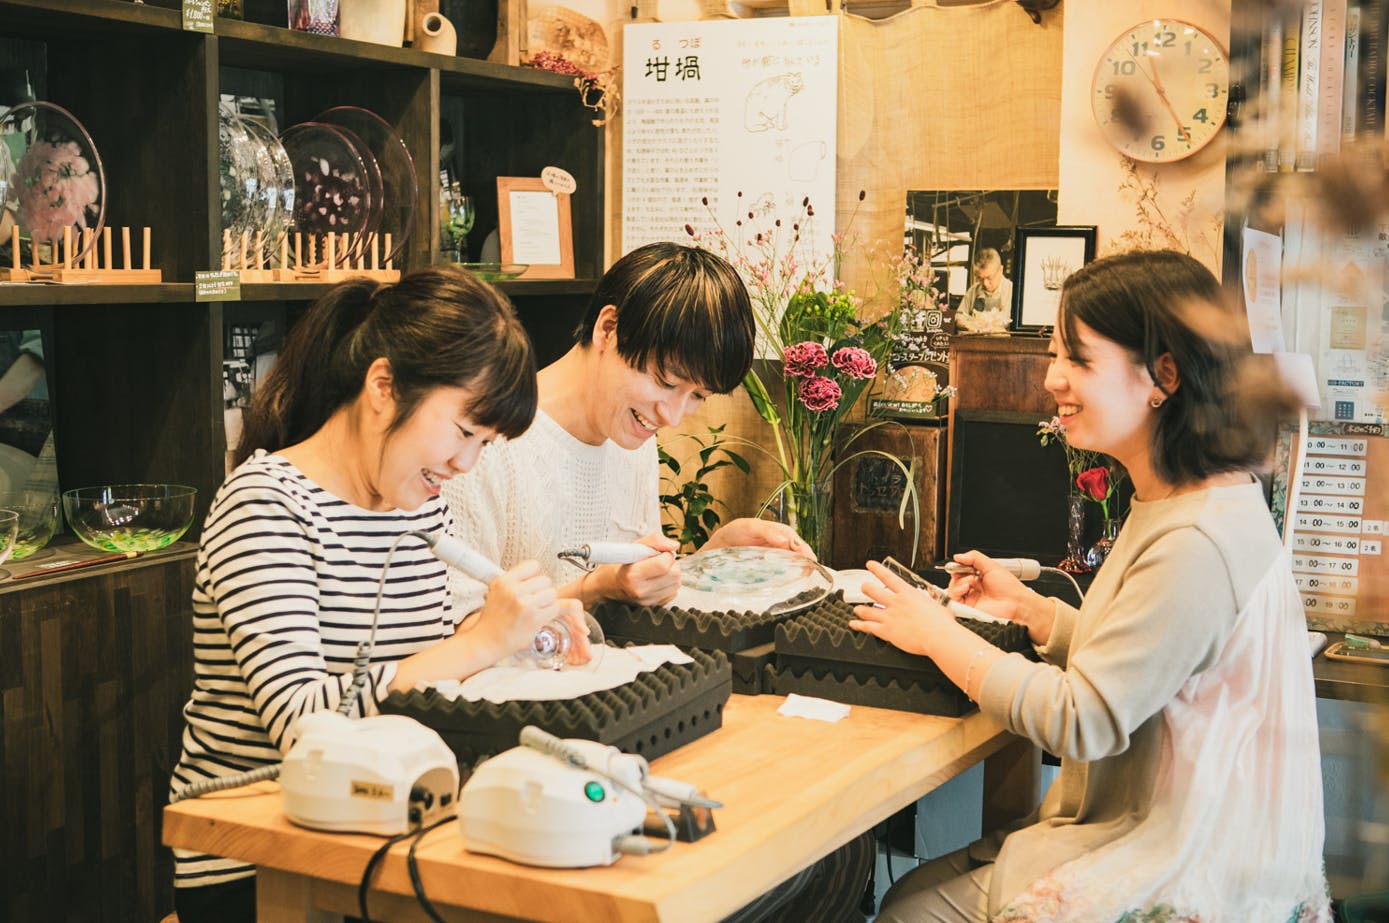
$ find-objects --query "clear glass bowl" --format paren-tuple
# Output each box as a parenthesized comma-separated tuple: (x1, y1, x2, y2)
(0, 488, 60, 560)
(459, 261, 527, 281)
(62, 484, 197, 553)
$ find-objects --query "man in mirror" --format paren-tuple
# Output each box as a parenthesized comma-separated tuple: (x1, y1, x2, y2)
(957, 247, 1013, 325)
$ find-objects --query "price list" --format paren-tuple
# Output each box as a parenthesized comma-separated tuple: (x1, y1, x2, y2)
(1274, 423, 1389, 634)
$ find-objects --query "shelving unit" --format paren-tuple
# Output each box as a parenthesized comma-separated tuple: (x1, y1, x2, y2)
(0, 2, 605, 919)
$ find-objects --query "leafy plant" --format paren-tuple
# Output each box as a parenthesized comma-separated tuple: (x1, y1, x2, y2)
(658, 424, 750, 552)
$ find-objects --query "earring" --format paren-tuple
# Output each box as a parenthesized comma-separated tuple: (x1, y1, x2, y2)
(1150, 397, 1165, 408)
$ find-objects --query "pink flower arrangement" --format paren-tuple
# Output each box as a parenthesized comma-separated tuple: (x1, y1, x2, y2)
(798, 375, 842, 412)
(15, 139, 100, 246)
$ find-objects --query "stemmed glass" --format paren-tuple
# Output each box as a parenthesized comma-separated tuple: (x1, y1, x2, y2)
(0, 509, 20, 579)
(440, 181, 475, 263)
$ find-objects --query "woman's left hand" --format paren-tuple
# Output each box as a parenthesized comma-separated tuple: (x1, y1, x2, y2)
(704, 517, 816, 559)
(848, 560, 955, 657)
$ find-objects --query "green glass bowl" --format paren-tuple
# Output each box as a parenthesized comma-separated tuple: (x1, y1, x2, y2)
(459, 261, 528, 281)
(62, 484, 198, 553)
(0, 489, 61, 560)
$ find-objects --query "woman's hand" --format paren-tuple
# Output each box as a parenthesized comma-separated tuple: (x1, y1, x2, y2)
(848, 560, 956, 657)
(586, 533, 680, 606)
(946, 550, 1055, 645)
(704, 517, 816, 559)
(471, 560, 564, 657)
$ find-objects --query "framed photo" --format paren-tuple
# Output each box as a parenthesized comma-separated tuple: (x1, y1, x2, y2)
(497, 176, 574, 280)
(1010, 225, 1097, 332)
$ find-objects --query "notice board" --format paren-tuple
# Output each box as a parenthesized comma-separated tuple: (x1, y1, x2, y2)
(1272, 421, 1389, 636)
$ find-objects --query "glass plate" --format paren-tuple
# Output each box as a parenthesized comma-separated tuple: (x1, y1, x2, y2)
(315, 106, 418, 265)
(218, 108, 271, 250)
(0, 100, 105, 269)
(673, 545, 832, 616)
(236, 115, 296, 257)
(278, 121, 374, 249)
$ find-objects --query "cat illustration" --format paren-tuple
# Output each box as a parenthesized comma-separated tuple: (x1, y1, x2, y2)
(744, 72, 803, 133)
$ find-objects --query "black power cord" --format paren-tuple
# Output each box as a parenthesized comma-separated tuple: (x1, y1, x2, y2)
(407, 817, 456, 923)
(356, 816, 454, 923)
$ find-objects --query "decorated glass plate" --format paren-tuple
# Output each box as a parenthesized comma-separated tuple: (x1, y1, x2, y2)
(315, 106, 417, 265)
(236, 115, 296, 253)
(459, 261, 528, 281)
(673, 545, 833, 616)
(279, 121, 374, 246)
(0, 101, 105, 269)
(218, 110, 272, 248)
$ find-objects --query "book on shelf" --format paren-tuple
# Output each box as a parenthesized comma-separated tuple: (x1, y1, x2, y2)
(1296, 0, 1322, 171)
(1317, 0, 1347, 165)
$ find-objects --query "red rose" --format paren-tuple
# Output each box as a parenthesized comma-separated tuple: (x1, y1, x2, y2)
(1076, 466, 1110, 501)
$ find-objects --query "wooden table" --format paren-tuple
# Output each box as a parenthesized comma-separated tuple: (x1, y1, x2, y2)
(163, 695, 1032, 923)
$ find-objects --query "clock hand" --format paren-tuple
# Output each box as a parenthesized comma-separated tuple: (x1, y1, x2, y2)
(1130, 51, 1193, 145)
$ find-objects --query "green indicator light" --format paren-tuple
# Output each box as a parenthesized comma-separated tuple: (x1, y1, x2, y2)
(584, 781, 605, 802)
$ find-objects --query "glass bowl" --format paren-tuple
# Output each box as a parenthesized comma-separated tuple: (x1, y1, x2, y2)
(0, 488, 60, 560)
(62, 484, 197, 553)
(459, 261, 528, 281)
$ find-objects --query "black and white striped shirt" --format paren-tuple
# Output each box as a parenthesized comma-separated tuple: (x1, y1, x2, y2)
(169, 452, 456, 888)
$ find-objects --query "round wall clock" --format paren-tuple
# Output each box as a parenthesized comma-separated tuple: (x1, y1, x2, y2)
(1091, 19, 1230, 163)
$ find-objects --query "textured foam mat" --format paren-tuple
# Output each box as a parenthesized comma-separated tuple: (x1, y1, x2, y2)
(381, 648, 731, 767)
(592, 592, 837, 652)
(768, 596, 1036, 717)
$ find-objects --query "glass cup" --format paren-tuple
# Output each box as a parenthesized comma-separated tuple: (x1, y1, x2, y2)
(505, 607, 606, 672)
(0, 489, 60, 561)
(0, 509, 19, 579)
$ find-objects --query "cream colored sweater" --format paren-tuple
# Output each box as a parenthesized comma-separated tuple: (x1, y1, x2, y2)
(440, 409, 660, 612)
(976, 481, 1330, 922)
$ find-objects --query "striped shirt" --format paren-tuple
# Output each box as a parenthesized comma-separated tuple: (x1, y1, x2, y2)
(169, 451, 457, 888)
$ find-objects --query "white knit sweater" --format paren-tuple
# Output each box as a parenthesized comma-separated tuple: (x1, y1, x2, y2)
(441, 408, 661, 611)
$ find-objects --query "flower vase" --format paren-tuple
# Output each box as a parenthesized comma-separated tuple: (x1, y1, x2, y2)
(1084, 517, 1120, 570)
(1057, 492, 1092, 574)
(785, 481, 832, 562)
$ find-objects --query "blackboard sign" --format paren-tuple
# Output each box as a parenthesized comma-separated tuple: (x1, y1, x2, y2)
(183, 0, 214, 33)
(947, 409, 1070, 564)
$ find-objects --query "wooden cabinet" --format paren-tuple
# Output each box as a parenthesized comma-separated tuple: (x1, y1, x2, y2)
(0, 2, 606, 919)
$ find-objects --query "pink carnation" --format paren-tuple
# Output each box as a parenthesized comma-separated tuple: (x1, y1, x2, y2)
(783, 341, 828, 377)
(798, 375, 842, 412)
(831, 346, 876, 380)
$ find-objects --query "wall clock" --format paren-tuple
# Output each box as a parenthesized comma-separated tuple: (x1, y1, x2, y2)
(1091, 19, 1229, 163)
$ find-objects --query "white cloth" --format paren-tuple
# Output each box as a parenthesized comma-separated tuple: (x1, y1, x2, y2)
(441, 408, 660, 612)
(422, 644, 692, 703)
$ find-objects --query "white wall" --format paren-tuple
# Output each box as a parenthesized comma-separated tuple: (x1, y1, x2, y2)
(1057, 0, 1231, 273)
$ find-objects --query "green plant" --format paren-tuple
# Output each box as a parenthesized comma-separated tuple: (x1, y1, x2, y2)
(658, 424, 750, 552)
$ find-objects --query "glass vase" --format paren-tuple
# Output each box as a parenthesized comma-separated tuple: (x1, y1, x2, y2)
(1057, 492, 1092, 574)
(785, 480, 832, 562)
(1084, 516, 1120, 570)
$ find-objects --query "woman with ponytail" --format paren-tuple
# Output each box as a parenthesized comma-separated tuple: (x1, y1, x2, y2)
(169, 266, 568, 923)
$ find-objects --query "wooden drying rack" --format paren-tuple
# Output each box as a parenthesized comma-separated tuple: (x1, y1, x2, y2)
(221, 229, 401, 283)
(0, 225, 162, 283)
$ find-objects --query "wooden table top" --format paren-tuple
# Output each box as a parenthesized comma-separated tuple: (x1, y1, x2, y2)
(164, 694, 1012, 923)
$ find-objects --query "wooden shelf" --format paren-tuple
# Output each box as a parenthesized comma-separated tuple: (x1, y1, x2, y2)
(0, 539, 197, 594)
(0, 9, 609, 918)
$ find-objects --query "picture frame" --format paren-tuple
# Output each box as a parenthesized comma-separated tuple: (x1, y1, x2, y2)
(497, 176, 574, 280)
(1010, 225, 1097, 332)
